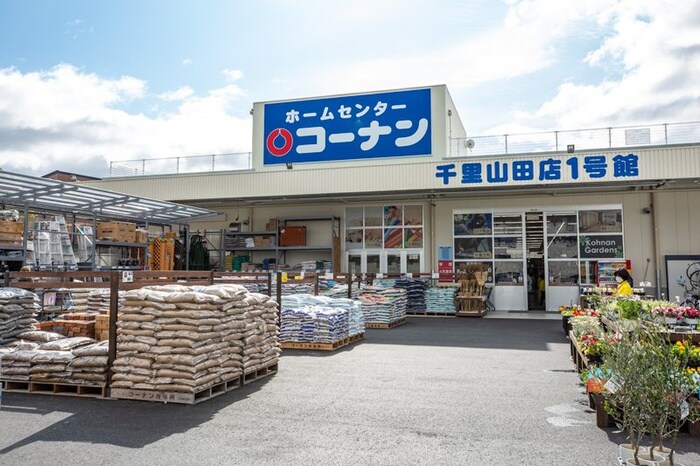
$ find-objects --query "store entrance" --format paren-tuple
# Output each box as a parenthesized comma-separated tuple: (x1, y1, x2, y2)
(526, 212, 545, 311)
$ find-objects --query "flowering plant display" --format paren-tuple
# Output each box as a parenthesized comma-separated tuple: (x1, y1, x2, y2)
(651, 305, 684, 320)
(559, 305, 599, 317)
(672, 341, 700, 366)
(578, 333, 619, 358)
(571, 315, 604, 339)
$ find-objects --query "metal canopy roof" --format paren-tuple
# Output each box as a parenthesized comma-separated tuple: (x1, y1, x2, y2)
(0, 170, 218, 223)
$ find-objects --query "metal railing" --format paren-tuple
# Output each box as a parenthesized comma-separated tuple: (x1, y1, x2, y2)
(109, 152, 252, 177)
(449, 121, 700, 158)
(107, 121, 700, 177)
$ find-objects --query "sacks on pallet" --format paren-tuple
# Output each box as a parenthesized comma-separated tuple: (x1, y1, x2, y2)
(358, 287, 407, 325)
(0, 341, 39, 381)
(111, 284, 279, 394)
(281, 294, 364, 341)
(242, 292, 279, 375)
(67, 341, 109, 384)
(425, 286, 457, 314)
(0, 337, 107, 384)
(0, 288, 40, 344)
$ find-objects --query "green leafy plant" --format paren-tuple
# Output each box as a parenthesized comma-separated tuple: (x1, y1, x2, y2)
(617, 299, 643, 320)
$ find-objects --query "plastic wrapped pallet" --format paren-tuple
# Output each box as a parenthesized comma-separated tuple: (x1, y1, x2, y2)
(279, 306, 347, 343)
(425, 286, 457, 314)
(111, 284, 279, 394)
(375, 278, 427, 313)
(358, 287, 407, 325)
(281, 294, 364, 341)
(0, 288, 40, 344)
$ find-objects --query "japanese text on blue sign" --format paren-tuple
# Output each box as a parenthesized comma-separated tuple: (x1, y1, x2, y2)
(435, 154, 640, 185)
(263, 88, 432, 165)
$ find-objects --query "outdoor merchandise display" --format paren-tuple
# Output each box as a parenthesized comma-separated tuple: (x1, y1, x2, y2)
(358, 286, 407, 326)
(280, 294, 365, 345)
(111, 284, 279, 395)
(0, 333, 106, 385)
(563, 293, 700, 463)
(0, 288, 40, 344)
(425, 286, 458, 314)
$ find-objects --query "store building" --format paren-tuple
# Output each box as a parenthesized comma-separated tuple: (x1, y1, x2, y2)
(86, 85, 700, 311)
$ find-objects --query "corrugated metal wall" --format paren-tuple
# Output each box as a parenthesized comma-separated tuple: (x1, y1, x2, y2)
(88, 144, 700, 202)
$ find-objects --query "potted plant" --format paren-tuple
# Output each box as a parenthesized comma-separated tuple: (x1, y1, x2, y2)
(687, 395, 700, 438)
(684, 308, 700, 327)
(613, 298, 648, 333)
(602, 328, 656, 464)
(641, 334, 694, 466)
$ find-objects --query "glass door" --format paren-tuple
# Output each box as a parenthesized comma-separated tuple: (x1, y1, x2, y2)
(525, 212, 545, 311)
(545, 212, 580, 311)
(493, 213, 526, 311)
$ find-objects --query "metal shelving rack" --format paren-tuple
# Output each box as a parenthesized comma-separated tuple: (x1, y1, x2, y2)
(0, 170, 217, 275)
(219, 216, 340, 272)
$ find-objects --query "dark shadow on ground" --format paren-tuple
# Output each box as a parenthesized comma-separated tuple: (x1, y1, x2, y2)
(603, 426, 700, 456)
(356, 316, 566, 351)
(0, 375, 274, 453)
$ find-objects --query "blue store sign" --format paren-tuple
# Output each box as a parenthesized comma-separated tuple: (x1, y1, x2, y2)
(263, 88, 432, 165)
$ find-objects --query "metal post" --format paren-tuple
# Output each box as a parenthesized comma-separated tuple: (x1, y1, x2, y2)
(92, 214, 97, 270)
(554, 131, 559, 151)
(176, 157, 180, 174)
(347, 274, 352, 299)
(212, 155, 215, 171)
(141, 159, 145, 175)
(664, 123, 668, 144)
(109, 161, 113, 176)
(504, 134, 508, 154)
(608, 128, 612, 148)
(184, 225, 190, 271)
(106, 270, 120, 395)
(267, 272, 272, 297)
(276, 271, 282, 325)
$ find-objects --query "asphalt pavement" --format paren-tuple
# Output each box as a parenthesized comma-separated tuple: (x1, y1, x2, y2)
(1, 316, 699, 466)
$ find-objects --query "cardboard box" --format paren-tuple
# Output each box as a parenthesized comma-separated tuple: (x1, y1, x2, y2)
(135, 229, 149, 244)
(97, 221, 136, 242)
(0, 221, 23, 244)
(279, 226, 306, 246)
(0, 221, 23, 234)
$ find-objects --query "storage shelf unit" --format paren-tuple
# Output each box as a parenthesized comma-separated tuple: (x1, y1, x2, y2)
(220, 216, 340, 272)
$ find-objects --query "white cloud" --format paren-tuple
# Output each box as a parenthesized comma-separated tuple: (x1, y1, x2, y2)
(514, 0, 700, 130)
(296, 1, 610, 96)
(181, 58, 192, 66)
(0, 65, 251, 176)
(222, 69, 244, 82)
(159, 86, 194, 102)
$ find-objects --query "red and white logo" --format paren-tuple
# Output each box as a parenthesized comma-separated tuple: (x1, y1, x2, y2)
(266, 128, 293, 157)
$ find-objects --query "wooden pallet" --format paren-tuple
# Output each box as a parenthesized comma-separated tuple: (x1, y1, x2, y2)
(366, 317, 407, 329)
(110, 373, 243, 405)
(281, 339, 349, 351)
(348, 333, 364, 344)
(1, 379, 106, 398)
(424, 312, 456, 317)
(456, 309, 488, 317)
(243, 361, 278, 385)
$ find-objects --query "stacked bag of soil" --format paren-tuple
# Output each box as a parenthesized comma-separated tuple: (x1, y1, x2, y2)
(0, 288, 40, 344)
(111, 284, 279, 394)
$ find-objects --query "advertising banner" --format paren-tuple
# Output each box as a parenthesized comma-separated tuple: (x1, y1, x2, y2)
(263, 88, 432, 165)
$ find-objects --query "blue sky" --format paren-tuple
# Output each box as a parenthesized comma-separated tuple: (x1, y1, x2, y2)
(0, 0, 698, 176)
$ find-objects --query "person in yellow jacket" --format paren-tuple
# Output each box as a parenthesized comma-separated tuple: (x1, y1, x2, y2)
(613, 268, 633, 295)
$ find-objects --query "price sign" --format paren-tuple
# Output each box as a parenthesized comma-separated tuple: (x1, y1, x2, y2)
(121, 271, 134, 283)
